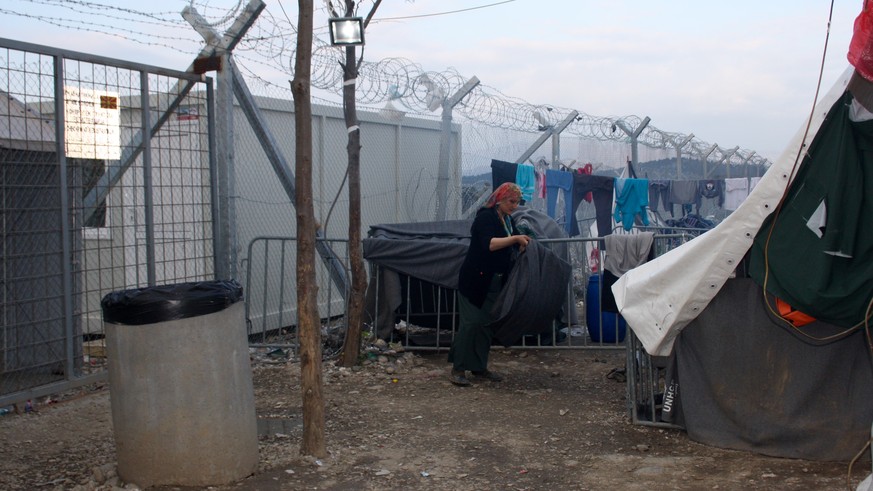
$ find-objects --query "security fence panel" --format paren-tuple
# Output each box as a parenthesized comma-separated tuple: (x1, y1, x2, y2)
(0, 38, 214, 406)
(0, 22, 770, 410)
(231, 87, 459, 335)
(230, 91, 459, 252)
(244, 237, 350, 360)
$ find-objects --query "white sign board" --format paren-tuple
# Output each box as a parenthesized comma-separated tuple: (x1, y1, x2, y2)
(64, 87, 121, 160)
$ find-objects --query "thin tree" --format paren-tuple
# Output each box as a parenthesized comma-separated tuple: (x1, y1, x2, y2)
(331, 0, 382, 367)
(291, 0, 326, 457)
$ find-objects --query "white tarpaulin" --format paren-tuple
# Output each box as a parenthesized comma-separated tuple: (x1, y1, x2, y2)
(612, 67, 854, 357)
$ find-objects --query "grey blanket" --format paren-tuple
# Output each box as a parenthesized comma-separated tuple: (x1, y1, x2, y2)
(490, 239, 571, 347)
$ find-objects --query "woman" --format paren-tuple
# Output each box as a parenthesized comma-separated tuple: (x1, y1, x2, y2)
(448, 182, 531, 386)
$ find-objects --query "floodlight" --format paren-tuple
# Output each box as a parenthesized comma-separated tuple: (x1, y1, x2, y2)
(328, 17, 364, 46)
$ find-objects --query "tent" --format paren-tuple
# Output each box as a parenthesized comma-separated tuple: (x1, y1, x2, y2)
(613, 66, 873, 461)
(363, 207, 574, 346)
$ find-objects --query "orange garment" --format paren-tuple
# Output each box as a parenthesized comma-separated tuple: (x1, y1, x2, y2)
(776, 297, 816, 327)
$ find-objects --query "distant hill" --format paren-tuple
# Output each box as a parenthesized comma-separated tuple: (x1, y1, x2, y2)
(462, 172, 491, 186)
(463, 159, 766, 182)
(635, 158, 766, 179)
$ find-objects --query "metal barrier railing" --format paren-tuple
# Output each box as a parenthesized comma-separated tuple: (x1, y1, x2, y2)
(243, 230, 701, 429)
(243, 236, 351, 358)
(626, 330, 683, 429)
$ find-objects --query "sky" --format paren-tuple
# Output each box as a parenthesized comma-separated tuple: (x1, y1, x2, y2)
(0, 0, 862, 161)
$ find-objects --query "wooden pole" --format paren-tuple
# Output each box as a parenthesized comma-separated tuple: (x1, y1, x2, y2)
(291, 0, 326, 458)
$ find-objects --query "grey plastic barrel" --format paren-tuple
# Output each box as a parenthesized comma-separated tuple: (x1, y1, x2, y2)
(101, 280, 258, 488)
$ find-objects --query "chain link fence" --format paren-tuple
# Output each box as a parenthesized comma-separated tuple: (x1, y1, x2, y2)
(0, 34, 744, 407)
(0, 38, 215, 406)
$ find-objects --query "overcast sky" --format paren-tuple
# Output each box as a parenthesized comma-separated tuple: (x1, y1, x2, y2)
(1, 0, 861, 161)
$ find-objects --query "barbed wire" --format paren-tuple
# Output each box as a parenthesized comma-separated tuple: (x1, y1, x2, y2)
(1, 0, 767, 166)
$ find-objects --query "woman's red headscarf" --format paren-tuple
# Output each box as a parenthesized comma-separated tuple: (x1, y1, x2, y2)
(485, 182, 522, 208)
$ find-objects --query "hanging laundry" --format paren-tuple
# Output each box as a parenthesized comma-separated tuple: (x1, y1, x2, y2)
(696, 179, 725, 214)
(668, 180, 698, 217)
(604, 232, 655, 277)
(613, 178, 649, 231)
(577, 163, 593, 203)
(515, 163, 536, 203)
(601, 232, 655, 312)
(648, 180, 670, 213)
(589, 247, 600, 273)
(536, 168, 547, 199)
(571, 174, 614, 237)
(749, 176, 762, 191)
(723, 177, 749, 211)
(490, 159, 518, 190)
(614, 177, 626, 195)
(545, 169, 574, 230)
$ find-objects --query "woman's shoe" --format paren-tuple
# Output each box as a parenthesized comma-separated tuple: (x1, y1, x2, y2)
(471, 370, 503, 382)
(450, 369, 472, 387)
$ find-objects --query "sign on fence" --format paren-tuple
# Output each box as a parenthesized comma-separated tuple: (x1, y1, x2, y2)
(63, 86, 121, 160)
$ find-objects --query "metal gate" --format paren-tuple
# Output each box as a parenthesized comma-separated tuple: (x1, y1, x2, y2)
(0, 37, 216, 407)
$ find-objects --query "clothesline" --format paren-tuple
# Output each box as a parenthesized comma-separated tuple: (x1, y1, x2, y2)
(490, 158, 762, 236)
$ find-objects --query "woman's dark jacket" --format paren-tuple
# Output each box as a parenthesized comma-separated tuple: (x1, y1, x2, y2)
(458, 207, 518, 307)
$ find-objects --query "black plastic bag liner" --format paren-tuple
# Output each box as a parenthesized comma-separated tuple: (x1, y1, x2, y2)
(101, 280, 243, 326)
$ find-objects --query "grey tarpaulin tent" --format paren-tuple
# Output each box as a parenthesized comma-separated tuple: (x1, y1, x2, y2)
(615, 67, 873, 461)
(363, 207, 575, 344)
(666, 277, 873, 461)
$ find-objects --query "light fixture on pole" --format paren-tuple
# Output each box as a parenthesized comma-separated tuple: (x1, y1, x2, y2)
(328, 17, 365, 46)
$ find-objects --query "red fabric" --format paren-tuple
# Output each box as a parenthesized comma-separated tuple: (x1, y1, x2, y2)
(577, 163, 594, 203)
(848, 2, 873, 81)
(589, 247, 600, 273)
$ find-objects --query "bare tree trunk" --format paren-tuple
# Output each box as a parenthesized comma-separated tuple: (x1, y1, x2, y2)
(338, 0, 372, 367)
(291, 0, 326, 458)
(339, 43, 366, 366)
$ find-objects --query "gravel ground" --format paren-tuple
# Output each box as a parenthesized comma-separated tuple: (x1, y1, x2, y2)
(0, 346, 864, 490)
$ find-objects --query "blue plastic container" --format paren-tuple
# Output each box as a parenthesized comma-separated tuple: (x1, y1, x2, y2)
(585, 275, 627, 343)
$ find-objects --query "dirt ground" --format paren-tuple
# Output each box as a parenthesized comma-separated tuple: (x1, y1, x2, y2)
(0, 346, 865, 491)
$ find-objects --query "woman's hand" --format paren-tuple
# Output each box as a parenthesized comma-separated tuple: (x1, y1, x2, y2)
(489, 234, 532, 252)
(516, 234, 531, 253)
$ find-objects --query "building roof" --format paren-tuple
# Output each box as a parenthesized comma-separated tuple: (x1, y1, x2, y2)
(0, 90, 56, 152)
